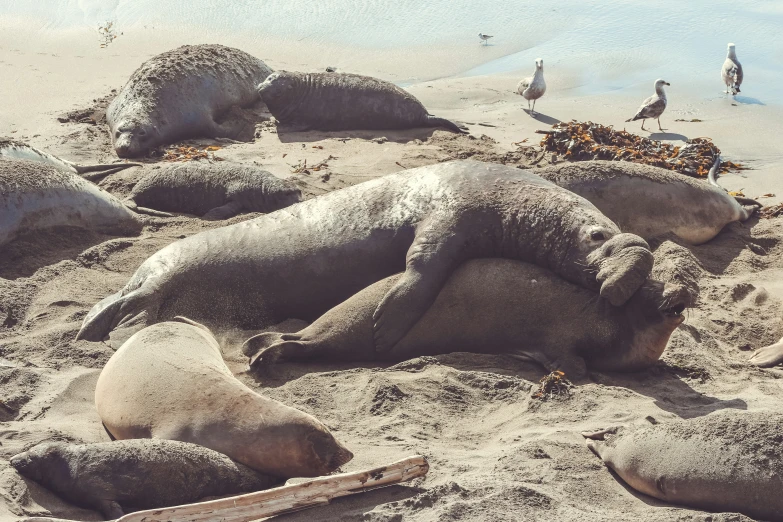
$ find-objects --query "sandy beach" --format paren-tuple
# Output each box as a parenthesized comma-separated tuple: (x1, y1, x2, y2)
(2, 1, 783, 521)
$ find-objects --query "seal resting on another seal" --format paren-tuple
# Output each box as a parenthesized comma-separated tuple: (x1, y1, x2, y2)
(243, 259, 689, 378)
(108, 44, 273, 158)
(0, 159, 141, 247)
(10, 439, 280, 519)
(257, 71, 466, 133)
(125, 163, 302, 219)
(0, 139, 141, 179)
(76, 160, 654, 353)
(583, 412, 783, 521)
(536, 158, 760, 245)
(95, 317, 353, 478)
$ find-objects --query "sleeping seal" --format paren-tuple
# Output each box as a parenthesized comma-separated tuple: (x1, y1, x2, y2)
(125, 163, 302, 219)
(11, 439, 279, 519)
(257, 71, 465, 133)
(0, 159, 141, 247)
(243, 259, 689, 378)
(536, 158, 760, 245)
(583, 412, 783, 521)
(108, 44, 273, 158)
(0, 139, 141, 179)
(95, 317, 353, 478)
(76, 160, 654, 354)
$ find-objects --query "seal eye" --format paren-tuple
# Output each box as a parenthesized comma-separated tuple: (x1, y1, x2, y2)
(590, 231, 606, 241)
(138, 129, 147, 136)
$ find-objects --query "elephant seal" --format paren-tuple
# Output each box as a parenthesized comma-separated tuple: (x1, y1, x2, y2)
(108, 44, 273, 158)
(10, 439, 279, 519)
(0, 139, 141, 180)
(76, 160, 654, 353)
(95, 317, 353, 478)
(125, 163, 302, 219)
(583, 412, 783, 521)
(0, 159, 141, 246)
(536, 158, 760, 245)
(243, 259, 689, 378)
(257, 71, 465, 133)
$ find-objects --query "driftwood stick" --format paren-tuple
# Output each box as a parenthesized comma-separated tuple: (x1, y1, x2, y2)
(116, 455, 429, 522)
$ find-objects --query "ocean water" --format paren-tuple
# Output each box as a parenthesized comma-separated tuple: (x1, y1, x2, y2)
(2, 0, 782, 103)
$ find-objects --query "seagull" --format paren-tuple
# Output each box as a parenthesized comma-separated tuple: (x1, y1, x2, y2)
(517, 58, 546, 115)
(721, 43, 743, 95)
(478, 33, 493, 45)
(626, 79, 670, 131)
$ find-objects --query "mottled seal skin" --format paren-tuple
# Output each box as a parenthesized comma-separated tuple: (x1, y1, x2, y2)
(76, 160, 654, 352)
(10, 439, 280, 519)
(0, 139, 141, 179)
(244, 259, 689, 378)
(257, 71, 465, 133)
(583, 412, 783, 522)
(95, 317, 353, 478)
(0, 159, 141, 246)
(536, 160, 760, 245)
(126, 163, 302, 219)
(108, 44, 273, 158)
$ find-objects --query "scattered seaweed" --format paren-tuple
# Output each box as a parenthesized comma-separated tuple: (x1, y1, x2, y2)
(760, 203, 783, 219)
(289, 155, 337, 175)
(161, 144, 222, 162)
(532, 371, 572, 400)
(98, 21, 120, 48)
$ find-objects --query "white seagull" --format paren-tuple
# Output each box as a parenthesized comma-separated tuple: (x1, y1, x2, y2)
(626, 79, 670, 131)
(517, 58, 546, 115)
(721, 43, 743, 95)
(478, 33, 493, 45)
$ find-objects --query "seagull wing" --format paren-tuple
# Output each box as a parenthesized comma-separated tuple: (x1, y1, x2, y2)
(517, 77, 531, 95)
(627, 95, 665, 121)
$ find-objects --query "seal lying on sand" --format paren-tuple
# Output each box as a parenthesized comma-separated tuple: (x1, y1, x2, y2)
(257, 71, 465, 133)
(125, 163, 302, 219)
(76, 160, 654, 353)
(11, 439, 280, 519)
(108, 44, 273, 158)
(95, 317, 353, 478)
(583, 412, 783, 521)
(0, 159, 141, 246)
(0, 139, 141, 179)
(243, 259, 689, 378)
(536, 158, 760, 245)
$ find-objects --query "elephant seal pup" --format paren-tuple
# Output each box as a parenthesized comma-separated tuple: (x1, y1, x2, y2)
(583, 412, 783, 521)
(257, 71, 465, 133)
(95, 317, 353, 478)
(536, 158, 760, 245)
(125, 163, 302, 219)
(244, 259, 689, 378)
(76, 160, 654, 353)
(10, 439, 280, 519)
(0, 159, 141, 247)
(108, 44, 273, 158)
(0, 139, 141, 179)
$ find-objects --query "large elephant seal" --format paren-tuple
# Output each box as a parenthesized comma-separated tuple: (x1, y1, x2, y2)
(0, 159, 141, 246)
(0, 139, 141, 179)
(536, 158, 760, 245)
(76, 160, 654, 353)
(108, 44, 273, 158)
(125, 163, 302, 219)
(257, 71, 465, 133)
(95, 317, 353, 478)
(243, 259, 689, 378)
(10, 439, 280, 519)
(583, 412, 783, 521)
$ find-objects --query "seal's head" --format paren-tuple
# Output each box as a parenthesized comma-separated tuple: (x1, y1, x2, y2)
(269, 415, 354, 477)
(11, 442, 69, 483)
(113, 119, 159, 158)
(257, 72, 297, 110)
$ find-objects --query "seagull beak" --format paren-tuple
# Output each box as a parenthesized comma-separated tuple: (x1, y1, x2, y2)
(666, 82, 671, 86)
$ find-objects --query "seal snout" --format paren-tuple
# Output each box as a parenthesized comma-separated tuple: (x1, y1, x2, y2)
(657, 283, 691, 322)
(10, 452, 39, 480)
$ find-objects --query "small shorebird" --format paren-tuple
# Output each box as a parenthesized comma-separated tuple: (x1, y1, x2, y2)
(626, 79, 670, 131)
(517, 58, 546, 115)
(478, 33, 493, 45)
(722, 43, 743, 95)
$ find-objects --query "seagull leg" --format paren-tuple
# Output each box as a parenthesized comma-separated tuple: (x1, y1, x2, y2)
(658, 118, 664, 131)
(527, 99, 531, 111)
(532, 99, 537, 116)
(641, 120, 646, 131)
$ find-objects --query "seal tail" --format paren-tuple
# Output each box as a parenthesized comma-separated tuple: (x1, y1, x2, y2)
(76, 288, 153, 342)
(707, 155, 763, 220)
(123, 199, 174, 218)
(426, 115, 469, 134)
(707, 155, 722, 188)
(74, 162, 142, 180)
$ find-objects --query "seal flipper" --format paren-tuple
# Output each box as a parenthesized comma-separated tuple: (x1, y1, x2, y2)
(202, 201, 245, 220)
(123, 199, 174, 218)
(97, 499, 124, 519)
(76, 289, 157, 342)
(243, 332, 309, 368)
(425, 115, 469, 134)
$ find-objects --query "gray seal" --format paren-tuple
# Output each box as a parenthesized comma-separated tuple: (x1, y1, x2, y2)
(535, 158, 760, 245)
(243, 259, 689, 378)
(257, 71, 465, 133)
(0, 159, 141, 246)
(108, 44, 273, 158)
(10, 439, 279, 519)
(125, 163, 302, 219)
(583, 412, 783, 521)
(76, 160, 654, 353)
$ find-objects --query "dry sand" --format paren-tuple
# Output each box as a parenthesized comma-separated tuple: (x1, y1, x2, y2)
(2, 21, 783, 522)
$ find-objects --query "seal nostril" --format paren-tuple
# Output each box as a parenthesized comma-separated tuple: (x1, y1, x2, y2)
(663, 303, 686, 317)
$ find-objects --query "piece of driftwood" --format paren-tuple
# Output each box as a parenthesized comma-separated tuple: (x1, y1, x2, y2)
(116, 455, 429, 522)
